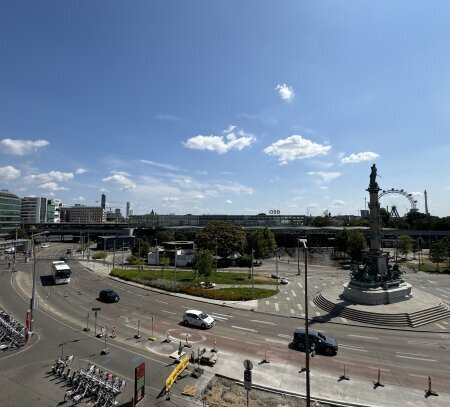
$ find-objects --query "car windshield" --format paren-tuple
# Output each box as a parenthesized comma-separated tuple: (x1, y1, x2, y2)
(318, 332, 326, 340)
(199, 313, 208, 319)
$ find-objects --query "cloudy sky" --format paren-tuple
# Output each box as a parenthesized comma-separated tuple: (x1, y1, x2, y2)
(1, 1, 449, 217)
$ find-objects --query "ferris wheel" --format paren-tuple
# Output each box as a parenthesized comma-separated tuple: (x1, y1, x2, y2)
(378, 188, 418, 216)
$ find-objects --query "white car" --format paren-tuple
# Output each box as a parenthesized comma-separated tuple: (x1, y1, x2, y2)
(183, 310, 215, 329)
(5, 247, 15, 254)
(41, 243, 49, 248)
(280, 277, 289, 285)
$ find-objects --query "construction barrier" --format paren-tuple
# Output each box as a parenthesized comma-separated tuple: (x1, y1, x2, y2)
(110, 326, 116, 338)
(165, 355, 189, 392)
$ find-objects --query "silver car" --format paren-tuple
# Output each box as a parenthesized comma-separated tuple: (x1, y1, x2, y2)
(183, 309, 215, 329)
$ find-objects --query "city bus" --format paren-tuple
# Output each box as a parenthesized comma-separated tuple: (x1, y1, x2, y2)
(51, 261, 71, 284)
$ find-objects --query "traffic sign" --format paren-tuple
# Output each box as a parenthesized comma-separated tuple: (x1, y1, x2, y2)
(244, 369, 252, 390)
(243, 359, 253, 371)
(92, 307, 101, 312)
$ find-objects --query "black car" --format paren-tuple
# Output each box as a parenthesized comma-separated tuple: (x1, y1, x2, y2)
(293, 328, 338, 355)
(99, 289, 120, 303)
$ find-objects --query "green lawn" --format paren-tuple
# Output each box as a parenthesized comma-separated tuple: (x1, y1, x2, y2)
(110, 268, 278, 301)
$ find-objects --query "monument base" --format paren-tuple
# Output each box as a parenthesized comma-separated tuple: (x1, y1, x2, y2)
(342, 281, 412, 305)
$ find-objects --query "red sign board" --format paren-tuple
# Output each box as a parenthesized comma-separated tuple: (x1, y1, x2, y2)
(134, 362, 145, 403)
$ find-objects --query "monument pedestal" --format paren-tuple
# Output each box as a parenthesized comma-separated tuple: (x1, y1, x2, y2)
(343, 281, 412, 305)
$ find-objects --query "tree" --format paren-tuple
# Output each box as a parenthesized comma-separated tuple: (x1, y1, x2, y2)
(195, 221, 247, 259)
(346, 231, 368, 262)
(313, 216, 329, 227)
(334, 229, 349, 257)
(397, 235, 413, 258)
(160, 256, 170, 271)
(246, 227, 276, 259)
(132, 238, 150, 259)
(429, 240, 446, 272)
(155, 229, 175, 244)
(192, 250, 214, 281)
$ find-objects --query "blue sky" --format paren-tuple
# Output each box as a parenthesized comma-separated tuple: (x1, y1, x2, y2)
(1, 1, 449, 217)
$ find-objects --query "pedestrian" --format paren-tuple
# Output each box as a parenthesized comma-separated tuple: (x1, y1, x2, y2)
(8, 262, 11, 268)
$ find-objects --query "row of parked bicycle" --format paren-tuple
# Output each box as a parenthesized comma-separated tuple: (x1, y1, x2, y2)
(50, 355, 127, 406)
(0, 309, 26, 350)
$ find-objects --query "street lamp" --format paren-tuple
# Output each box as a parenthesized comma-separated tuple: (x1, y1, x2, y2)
(297, 239, 301, 276)
(30, 231, 48, 334)
(298, 237, 310, 407)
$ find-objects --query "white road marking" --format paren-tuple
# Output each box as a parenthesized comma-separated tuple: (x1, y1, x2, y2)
(286, 297, 290, 301)
(442, 321, 449, 325)
(368, 367, 390, 372)
(340, 344, 367, 352)
(427, 280, 437, 285)
(395, 355, 436, 362)
(277, 334, 291, 339)
(155, 300, 168, 305)
(100, 315, 112, 321)
(250, 320, 276, 325)
(315, 312, 321, 316)
(435, 323, 446, 329)
(396, 352, 429, 357)
(231, 326, 258, 333)
(407, 340, 438, 346)
(274, 303, 279, 311)
(210, 312, 232, 318)
(435, 288, 449, 293)
(314, 285, 318, 289)
(297, 304, 303, 311)
(340, 318, 348, 323)
(290, 309, 295, 315)
(161, 310, 176, 315)
(297, 282, 303, 288)
(265, 301, 270, 305)
(291, 290, 297, 297)
(309, 301, 315, 308)
(347, 334, 379, 340)
(408, 373, 428, 378)
(210, 315, 228, 321)
(265, 338, 289, 345)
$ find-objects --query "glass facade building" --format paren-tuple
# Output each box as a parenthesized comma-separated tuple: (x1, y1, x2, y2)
(0, 191, 22, 233)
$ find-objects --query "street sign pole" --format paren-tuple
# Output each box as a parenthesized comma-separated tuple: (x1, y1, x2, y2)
(91, 307, 101, 336)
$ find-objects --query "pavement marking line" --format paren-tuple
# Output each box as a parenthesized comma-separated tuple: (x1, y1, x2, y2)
(442, 321, 449, 325)
(297, 282, 303, 288)
(435, 288, 449, 293)
(340, 317, 348, 323)
(309, 301, 315, 308)
(290, 309, 295, 315)
(265, 338, 289, 345)
(291, 290, 297, 297)
(435, 322, 446, 329)
(277, 334, 291, 339)
(340, 344, 367, 352)
(274, 303, 279, 311)
(315, 312, 321, 316)
(427, 279, 438, 285)
(210, 315, 228, 321)
(265, 301, 270, 305)
(347, 334, 380, 340)
(155, 300, 168, 304)
(250, 320, 276, 325)
(368, 367, 390, 372)
(396, 351, 429, 357)
(297, 304, 303, 311)
(161, 310, 176, 315)
(314, 285, 318, 289)
(100, 315, 112, 321)
(407, 340, 438, 346)
(286, 297, 290, 301)
(231, 326, 258, 333)
(409, 373, 429, 378)
(210, 312, 233, 318)
(395, 355, 437, 362)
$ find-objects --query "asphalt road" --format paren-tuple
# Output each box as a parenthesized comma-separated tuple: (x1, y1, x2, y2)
(1, 242, 450, 406)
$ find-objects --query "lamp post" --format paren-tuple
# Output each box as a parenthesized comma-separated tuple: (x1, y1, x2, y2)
(298, 238, 310, 407)
(251, 248, 255, 300)
(30, 231, 47, 334)
(297, 239, 301, 276)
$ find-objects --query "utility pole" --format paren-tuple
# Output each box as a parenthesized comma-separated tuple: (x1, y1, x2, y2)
(251, 249, 255, 300)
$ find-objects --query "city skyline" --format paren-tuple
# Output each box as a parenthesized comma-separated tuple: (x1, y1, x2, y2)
(1, 2, 449, 217)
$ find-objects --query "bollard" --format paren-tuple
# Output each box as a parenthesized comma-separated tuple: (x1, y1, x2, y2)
(261, 346, 270, 364)
(339, 364, 350, 381)
(165, 331, 171, 343)
(110, 326, 116, 338)
(212, 337, 217, 352)
(373, 368, 384, 388)
(426, 376, 439, 396)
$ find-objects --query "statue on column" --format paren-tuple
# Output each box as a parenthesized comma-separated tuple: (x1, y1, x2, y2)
(369, 164, 379, 189)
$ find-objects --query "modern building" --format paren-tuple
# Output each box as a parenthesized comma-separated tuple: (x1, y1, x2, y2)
(48, 198, 65, 223)
(21, 197, 48, 224)
(106, 208, 124, 223)
(0, 190, 22, 233)
(60, 205, 106, 223)
(148, 240, 195, 267)
(129, 212, 307, 229)
(101, 193, 106, 210)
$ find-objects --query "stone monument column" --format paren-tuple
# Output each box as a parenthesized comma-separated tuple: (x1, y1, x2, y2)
(368, 164, 381, 251)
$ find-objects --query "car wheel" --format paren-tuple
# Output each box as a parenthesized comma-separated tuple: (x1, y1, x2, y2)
(201, 323, 206, 329)
(184, 319, 189, 326)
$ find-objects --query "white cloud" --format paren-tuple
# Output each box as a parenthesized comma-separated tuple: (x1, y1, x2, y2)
(102, 174, 136, 190)
(75, 168, 87, 174)
(72, 196, 85, 201)
(163, 197, 180, 202)
(0, 166, 21, 180)
(38, 182, 69, 191)
(0, 138, 49, 155)
(308, 171, 341, 183)
(341, 151, 380, 164)
(184, 126, 256, 154)
(215, 182, 254, 195)
(225, 199, 233, 204)
(264, 135, 331, 165)
(25, 171, 74, 183)
(275, 84, 295, 101)
(331, 199, 346, 207)
(410, 191, 424, 196)
(140, 159, 180, 171)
